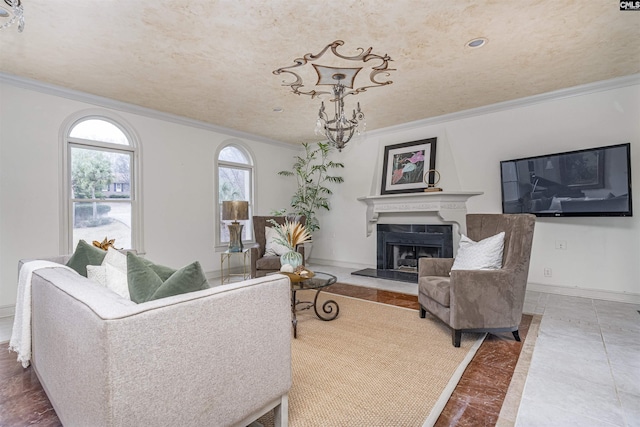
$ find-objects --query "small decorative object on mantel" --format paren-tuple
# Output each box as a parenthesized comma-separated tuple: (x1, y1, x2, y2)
(423, 169, 443, 192)
(92, 237, 119, 251)
(381, 138, 437, 195)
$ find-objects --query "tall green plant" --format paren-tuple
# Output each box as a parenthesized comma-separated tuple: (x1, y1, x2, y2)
(277, 142, 344, 232)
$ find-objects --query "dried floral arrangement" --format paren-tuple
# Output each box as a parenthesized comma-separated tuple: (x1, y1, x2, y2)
(267, 219, 312, 251)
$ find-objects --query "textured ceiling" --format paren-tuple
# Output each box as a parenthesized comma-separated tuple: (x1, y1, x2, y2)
(1, 1, 639, 145)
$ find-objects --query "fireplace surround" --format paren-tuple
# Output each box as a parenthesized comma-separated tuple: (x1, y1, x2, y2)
(354, 191, 482, 284)
(353, 224, 453, 283)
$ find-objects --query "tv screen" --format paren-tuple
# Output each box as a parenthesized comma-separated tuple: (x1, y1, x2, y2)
(500, 143, 632, 217)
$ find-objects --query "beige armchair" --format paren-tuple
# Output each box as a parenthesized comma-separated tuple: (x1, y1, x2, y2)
(418, 214, 536, 347)
(251, 215, 306, 278)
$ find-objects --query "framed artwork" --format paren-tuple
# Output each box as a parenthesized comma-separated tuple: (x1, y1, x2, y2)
(380, 138, 437, 195)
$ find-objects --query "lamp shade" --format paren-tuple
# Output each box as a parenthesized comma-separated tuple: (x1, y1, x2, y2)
(222, 201, 249, 221)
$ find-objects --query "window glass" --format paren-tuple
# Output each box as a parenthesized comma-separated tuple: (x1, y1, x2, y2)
(67, 117, 136, 251)
(69, 119, 129, 145)
(219, 146, 249, 164)
(217, 145, 253, 244)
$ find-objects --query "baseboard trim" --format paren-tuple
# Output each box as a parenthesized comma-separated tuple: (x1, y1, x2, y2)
(0, 305, 15, 318)
(528, 282, 640, 305)
(307, 257, 374, 271)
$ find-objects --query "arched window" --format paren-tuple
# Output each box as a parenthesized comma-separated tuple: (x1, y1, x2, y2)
(216, 143, 254, 246)
(62, 115, 141, 252)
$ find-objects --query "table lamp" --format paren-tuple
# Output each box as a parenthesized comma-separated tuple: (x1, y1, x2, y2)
(222, 200, 249, 252)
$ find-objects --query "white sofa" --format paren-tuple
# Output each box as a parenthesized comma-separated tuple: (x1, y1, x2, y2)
(22, 256, 292, 427)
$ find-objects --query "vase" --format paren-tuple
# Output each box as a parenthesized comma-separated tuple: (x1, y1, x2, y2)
(280, 250, 303, 269)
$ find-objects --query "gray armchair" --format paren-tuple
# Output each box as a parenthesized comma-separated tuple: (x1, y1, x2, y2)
(418, 214, 536, 347)
(251, 215, 306, 278)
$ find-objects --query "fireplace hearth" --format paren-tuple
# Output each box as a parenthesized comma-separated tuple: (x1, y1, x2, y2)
(352, 224, 453, 283)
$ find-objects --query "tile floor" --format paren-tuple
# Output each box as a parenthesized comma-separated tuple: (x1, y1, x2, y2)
(1, 264, 638, 426)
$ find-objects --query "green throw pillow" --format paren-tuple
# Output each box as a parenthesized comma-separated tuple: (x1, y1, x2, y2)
(127, 252, 210, 303)
(140, 257, 176, 281)
(66, 240, 108, 277)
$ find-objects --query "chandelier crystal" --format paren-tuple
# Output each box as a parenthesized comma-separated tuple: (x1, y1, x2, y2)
(0, 0, 24, 32)
(274, 40, 394, 152)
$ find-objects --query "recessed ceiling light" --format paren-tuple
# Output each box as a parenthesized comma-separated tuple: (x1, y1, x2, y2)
(466, 38, 487, 49)
(273, 107, 284, 113)
(0, 8, 9, 17)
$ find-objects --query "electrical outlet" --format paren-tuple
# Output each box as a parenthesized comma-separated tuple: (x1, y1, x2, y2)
(544, 268, 552, 277)
(555, 240, 567, 250)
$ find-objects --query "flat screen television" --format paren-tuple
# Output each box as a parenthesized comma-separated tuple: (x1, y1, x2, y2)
(500, 143, 632, 217)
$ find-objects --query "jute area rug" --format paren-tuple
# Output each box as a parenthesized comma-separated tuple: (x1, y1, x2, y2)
(257, 291, 484, 427)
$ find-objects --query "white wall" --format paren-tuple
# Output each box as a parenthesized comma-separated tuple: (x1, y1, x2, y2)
(0, 81, 298, 309)
(2, 77, 639, 310)
(312, 81, 640, 301)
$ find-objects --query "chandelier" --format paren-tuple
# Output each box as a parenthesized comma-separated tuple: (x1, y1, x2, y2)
(0, 0, 24, 32)
(274, 40, 394, 152)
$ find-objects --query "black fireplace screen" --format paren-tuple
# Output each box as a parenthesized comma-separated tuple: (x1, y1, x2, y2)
(377, 224, 453, 271)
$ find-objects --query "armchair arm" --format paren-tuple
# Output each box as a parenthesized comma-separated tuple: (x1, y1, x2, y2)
(449, 268, 524, 330)
(418, 257, 454, 277)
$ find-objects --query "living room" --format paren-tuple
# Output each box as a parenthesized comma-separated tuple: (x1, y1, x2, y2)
(1, 1, 639, 426)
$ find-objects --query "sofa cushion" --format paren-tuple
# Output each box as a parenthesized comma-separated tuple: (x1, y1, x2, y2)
(127, 252, 210, 303)
(451, 231, 505, 271)
(418, 276, 451, 307)
(66, 240, 107, 277)
(255, 255, 282, 271)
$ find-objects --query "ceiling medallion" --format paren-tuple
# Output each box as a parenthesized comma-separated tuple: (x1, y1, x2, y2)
(273, 40, 395, 152)
(0, 0, 24, 32)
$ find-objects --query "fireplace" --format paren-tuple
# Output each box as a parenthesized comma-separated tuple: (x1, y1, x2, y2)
(352, 224, 453, 283)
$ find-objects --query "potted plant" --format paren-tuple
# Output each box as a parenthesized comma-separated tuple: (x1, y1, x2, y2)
(276, 142, 344, 233)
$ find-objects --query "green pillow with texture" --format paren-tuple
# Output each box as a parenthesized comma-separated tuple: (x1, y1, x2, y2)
(127, 252, 210, 303)
(66, 240, 107, 277)
(140, 258, 176, 281)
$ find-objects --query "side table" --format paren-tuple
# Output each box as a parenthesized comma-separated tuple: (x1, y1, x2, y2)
(220, 249, 250, 285)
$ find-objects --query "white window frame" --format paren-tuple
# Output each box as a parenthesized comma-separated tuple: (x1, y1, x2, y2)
(59, 110, 144, 254)
(215, 141, 255, 249)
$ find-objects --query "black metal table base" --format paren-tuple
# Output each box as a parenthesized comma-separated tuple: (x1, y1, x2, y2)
(291, 289, 339, 338)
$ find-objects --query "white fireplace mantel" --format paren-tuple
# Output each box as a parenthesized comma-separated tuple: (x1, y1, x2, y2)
(357, 191, 484, 237)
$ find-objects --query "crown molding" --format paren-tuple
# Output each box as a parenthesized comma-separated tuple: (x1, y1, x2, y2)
(3, 72, 637, 149)
(367, 74, 640, 138)
(0, 72, 300, 151)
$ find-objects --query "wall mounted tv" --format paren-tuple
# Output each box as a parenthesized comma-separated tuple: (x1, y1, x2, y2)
(500, 143, 632, 217)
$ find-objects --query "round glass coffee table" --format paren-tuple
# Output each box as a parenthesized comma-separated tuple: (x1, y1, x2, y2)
(279, 271, 339, 338)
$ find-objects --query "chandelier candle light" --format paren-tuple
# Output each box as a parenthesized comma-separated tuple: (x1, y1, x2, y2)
(222, 201, 249, 252)
(0, 0, 24, 32)
(274, 40, 395, 152)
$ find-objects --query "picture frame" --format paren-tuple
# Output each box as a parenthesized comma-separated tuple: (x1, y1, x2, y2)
(380, 138, 437, 195)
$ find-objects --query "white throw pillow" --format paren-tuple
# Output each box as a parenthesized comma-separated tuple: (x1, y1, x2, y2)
(87, 265, 108, 287)
(88, 248, 131, 299)
(264, 226, 290, 256)
(103, 247, 127, 273)
(104, 263, 130, 299)
(451, 231, 505, 271)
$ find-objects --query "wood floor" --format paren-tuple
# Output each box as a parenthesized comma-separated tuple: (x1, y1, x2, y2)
(0, 283, 531, 426)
